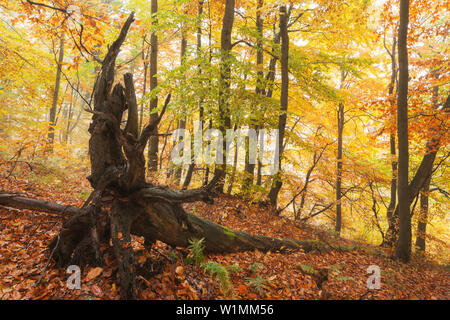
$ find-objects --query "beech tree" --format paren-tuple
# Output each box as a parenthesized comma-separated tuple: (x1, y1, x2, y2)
(395, 0, 411, 263)
(268, 5, 289, 207)
(147, 0, 159, 172)
(47, 37, 65, 153)
(213, 0, 235, 192)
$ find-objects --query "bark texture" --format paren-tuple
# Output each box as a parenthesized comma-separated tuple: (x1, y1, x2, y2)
(383, 34, 398, 247)
(415, 177, 430, 252)
(268, 5, 289, 207)
(335, 101, 344, 234)
(214, 0, 235, 192)
(395, 0, 411, 262)
(148, 0, 159, 172)
(182, 1, 204, 190)
(335, 70, 347, 235)
(47, 37, 65, 153)
(243, 0, 264, 191)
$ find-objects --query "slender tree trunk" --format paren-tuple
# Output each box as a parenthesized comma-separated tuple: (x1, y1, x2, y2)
(214, 0, 235, 192)
(256, 139, 263, 186)
(244, 0, 264, 191)
(335, 70, 347, 235)
(183, 0, 204, 190)
(384, 100, 449, 249)
(173, 117, 186, 184)
(415, 176, 430, 252)
(385, 134, 398, 238)
(182, 121, 195, 190)
(384, 34, 398, 246)
(414, 74, 440, 252)
(296, 151, 320, 220)
(387, 128, 445, 247)
(63, 83, 74, 144)
(47, 37, 65, 153)
(148, 0, 159, 172)
(335, 101, 344, 234)
(263, 24, 280, 99)
(257, 23, 281, 186)
(140, 38, 150, 134)
(268, 6, 289, 207)
(227, 124, 239, 194)
(174, 31, 188, 185)
(395, 0, 411, 263)
(203, 120, 212, 186)
(203, 2, 214, 187)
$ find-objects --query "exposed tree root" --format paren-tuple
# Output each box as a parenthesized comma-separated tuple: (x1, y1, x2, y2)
(0, 191, 327, 299)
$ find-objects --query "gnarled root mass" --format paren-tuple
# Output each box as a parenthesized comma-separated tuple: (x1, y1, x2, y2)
(0, 191, 326, 299)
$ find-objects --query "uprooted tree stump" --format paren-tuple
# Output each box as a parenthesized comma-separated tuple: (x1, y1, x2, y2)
(0, 14, 327, 299)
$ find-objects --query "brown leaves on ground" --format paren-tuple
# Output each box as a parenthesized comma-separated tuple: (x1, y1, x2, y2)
(0, 165, 449, 300)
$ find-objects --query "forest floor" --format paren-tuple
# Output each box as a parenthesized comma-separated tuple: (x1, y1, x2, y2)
(0, 160, 449, 300)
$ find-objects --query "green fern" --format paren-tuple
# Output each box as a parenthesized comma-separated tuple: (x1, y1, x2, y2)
(185, 237, 206, 265)
(170, 251, 179, 260)
(248, 262, 263, 273)
(226, 264, 243, 274)
(201, 261, 233, 297)
(245, 275, 273, 294)
(297, 263, 317, 275)
(333, 275, 355, 282)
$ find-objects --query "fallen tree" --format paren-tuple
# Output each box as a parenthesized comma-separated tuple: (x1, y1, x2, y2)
(0, 14, 325, 299)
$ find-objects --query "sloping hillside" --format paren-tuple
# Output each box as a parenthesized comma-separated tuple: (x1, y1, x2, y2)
(0, 164, 448, 300)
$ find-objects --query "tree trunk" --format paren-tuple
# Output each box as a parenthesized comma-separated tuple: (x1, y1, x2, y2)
(203, 120, 213, 187)
(395, 0, 411, 263)
(47, 37, 65, 153)
(268, 5, 289, 207)
(383, 34, 398, 247)
(384, 134, 442, 247)
(383, 51, 447, 250)
(203, 4, 214, 188)
(174, 30, 188, 185)
(384, 134, 398, 245)
(213, 0, 235, 192)
(182, 132, 195, 189)
(257, 24, 280, 187)
(413, 74, 440, 253)
(227, 124, 239, 194)
(243, 0, 264, 191)
(335, 101, 344, 234)
(139, 38, 150, 134)
(383, 97, 449, 248)
(63, 82, 75, 144)
(295, 146, 326, 220)
(0, 191, 326, 255)
(415, 176, 430, 252)
(263, 24, 281, 99)
(148, 0, 159, 172)
(182, 1, 204, 190)
(335, 69, 347, 235)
